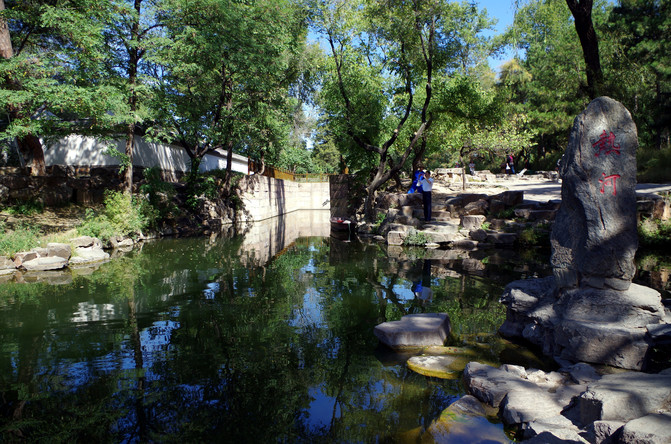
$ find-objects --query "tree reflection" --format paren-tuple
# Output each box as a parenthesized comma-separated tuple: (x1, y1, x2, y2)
(0, 235, 557, 442)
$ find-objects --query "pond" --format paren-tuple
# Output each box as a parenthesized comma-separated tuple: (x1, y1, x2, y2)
(0, 210, 668, 443)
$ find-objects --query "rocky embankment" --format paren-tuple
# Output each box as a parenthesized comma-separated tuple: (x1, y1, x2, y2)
(464, 361, 671, 443)
(359, 175, 669, 249)
(0, 236, 111, 283)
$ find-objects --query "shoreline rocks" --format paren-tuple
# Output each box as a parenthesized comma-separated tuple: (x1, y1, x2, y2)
(462, 361, 671, 443)
(0, 236, 111, 281)
(499, 275, 670, 371)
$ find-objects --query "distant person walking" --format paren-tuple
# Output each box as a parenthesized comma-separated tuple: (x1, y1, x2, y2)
(469, 160, 475, 176)
(506, 153, 515, 175)
(418, 170, 433, 222)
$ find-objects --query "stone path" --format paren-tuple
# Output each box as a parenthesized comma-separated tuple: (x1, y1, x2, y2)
(454, 177, 671, 205)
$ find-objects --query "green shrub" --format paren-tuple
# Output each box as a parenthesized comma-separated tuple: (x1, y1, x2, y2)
(519, 227, 539, 245)
(491, 208, 515, 220)
(185, 172, 221, 211)
(403, 229, 429, 246)
(5, 199, 44, 216)
(77, 191, 150, 242)
(0, 221, 40, 257)
(519, 226, 550, 246)
(639, 217, 671, 247)
(139, 167, 177, 226)
(637, 147, 671, 183)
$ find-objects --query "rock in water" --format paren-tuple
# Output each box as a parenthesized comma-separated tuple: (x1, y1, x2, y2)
(551, 97, 638, 291)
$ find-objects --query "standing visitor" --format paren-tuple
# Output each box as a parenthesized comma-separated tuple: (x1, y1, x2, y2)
(469, 160, 475, 176)
(418, 170, 433, 222)
(408, 169, 424, 194)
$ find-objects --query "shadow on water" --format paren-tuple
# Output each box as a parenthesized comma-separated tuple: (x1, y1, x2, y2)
(0, 210, 668, 442)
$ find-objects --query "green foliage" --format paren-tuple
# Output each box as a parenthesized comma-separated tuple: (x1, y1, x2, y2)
(139, 167, 178, 225)
(519, 226, 546, 245)
(185, 171, 221, 211)
(638, 217, 671, 248)
(503, 0, 586, 165)
(403, 229, 429, 246)
(370, 212, 387, 235)
(276, 144, 320, 174)
(607, 0, 671, 152)
(150, 0, 310, 164)
(311, 138, 342, 174)
(0, 221, 40, 257)
(4, 198, 44, 216)
(77, 191, 150, 241)
(637, 147, 671, 183)
(491, 208, 515, 220)
(312, 0, 498, 213)
(0, 0, 128, 141)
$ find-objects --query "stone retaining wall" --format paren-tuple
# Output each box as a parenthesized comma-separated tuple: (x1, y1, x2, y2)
(329, 174, 359, 219)
(0, 165, 163, 206)
(237, 175, 330, 222)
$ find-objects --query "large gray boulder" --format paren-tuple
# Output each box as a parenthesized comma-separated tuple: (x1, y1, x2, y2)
(566, 371, 671, 425)
(47, 243, 72, 261)
(20, 256, 68, 271)
(619, 413, 671, 444)
(374, 313, 450, 350)
(551, 97, 638, 291)
(69, 246, 110, 265)
(499, 277, 667, 370)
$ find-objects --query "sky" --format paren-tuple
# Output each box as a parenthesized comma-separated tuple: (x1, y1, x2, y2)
(477, 0, 517, 71)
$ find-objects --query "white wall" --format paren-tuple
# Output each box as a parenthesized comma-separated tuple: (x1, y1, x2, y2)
(43, 135, 248, 174)
(199, 150, 249, 174)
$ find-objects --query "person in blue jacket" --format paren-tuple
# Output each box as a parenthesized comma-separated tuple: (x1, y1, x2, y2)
(408, 169, 425, 194)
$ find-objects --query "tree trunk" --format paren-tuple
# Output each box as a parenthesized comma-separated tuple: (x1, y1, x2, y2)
(565, 0, 603, 99)
(123, 0, 142, 192)
(1, 0, 46, 176)
(363, 169, 388, 221)
(0, 0, 12, 59)
(124, 126, 135, 192)
(223, 139, 235, 193)
(18, 134, 46, 176)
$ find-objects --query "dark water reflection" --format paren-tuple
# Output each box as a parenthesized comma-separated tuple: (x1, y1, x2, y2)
(0, 210, 668, 443)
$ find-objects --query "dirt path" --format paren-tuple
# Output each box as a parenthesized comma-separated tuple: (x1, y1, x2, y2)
(0, 205, 91, 235)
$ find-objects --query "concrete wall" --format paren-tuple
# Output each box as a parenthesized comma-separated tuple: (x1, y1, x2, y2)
(238, 209, 330, 266)
(43, 135, 248, 174)
(237, 175, 330, 222)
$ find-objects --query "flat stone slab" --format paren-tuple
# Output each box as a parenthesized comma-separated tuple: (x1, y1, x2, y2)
(20, 256, 68, 271)
(620, 413, 671, 444)
(69, 247, 110, 265)
(406, 354, 469, 379)
(0, 256, 14, 270)
(374, 313, 450, 350)
(568, 371, 671, 424)
(424, 395, 510, 444)
(524, 415, 587, 442)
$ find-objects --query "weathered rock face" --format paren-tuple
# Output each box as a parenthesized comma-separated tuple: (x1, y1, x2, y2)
(551, 96, 638, 291)
(463, 362, 671, 444)
(499, 276, 668, 370)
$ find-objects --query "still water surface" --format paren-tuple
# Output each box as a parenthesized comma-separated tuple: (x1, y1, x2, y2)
(0, 210, 667, 443)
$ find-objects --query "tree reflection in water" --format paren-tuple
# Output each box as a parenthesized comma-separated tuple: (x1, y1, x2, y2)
(1, 211, 665, 442)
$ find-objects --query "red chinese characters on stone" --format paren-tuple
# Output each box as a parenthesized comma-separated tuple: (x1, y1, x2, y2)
(599, 173, 621, 196)
(593, 130, 620, 157)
